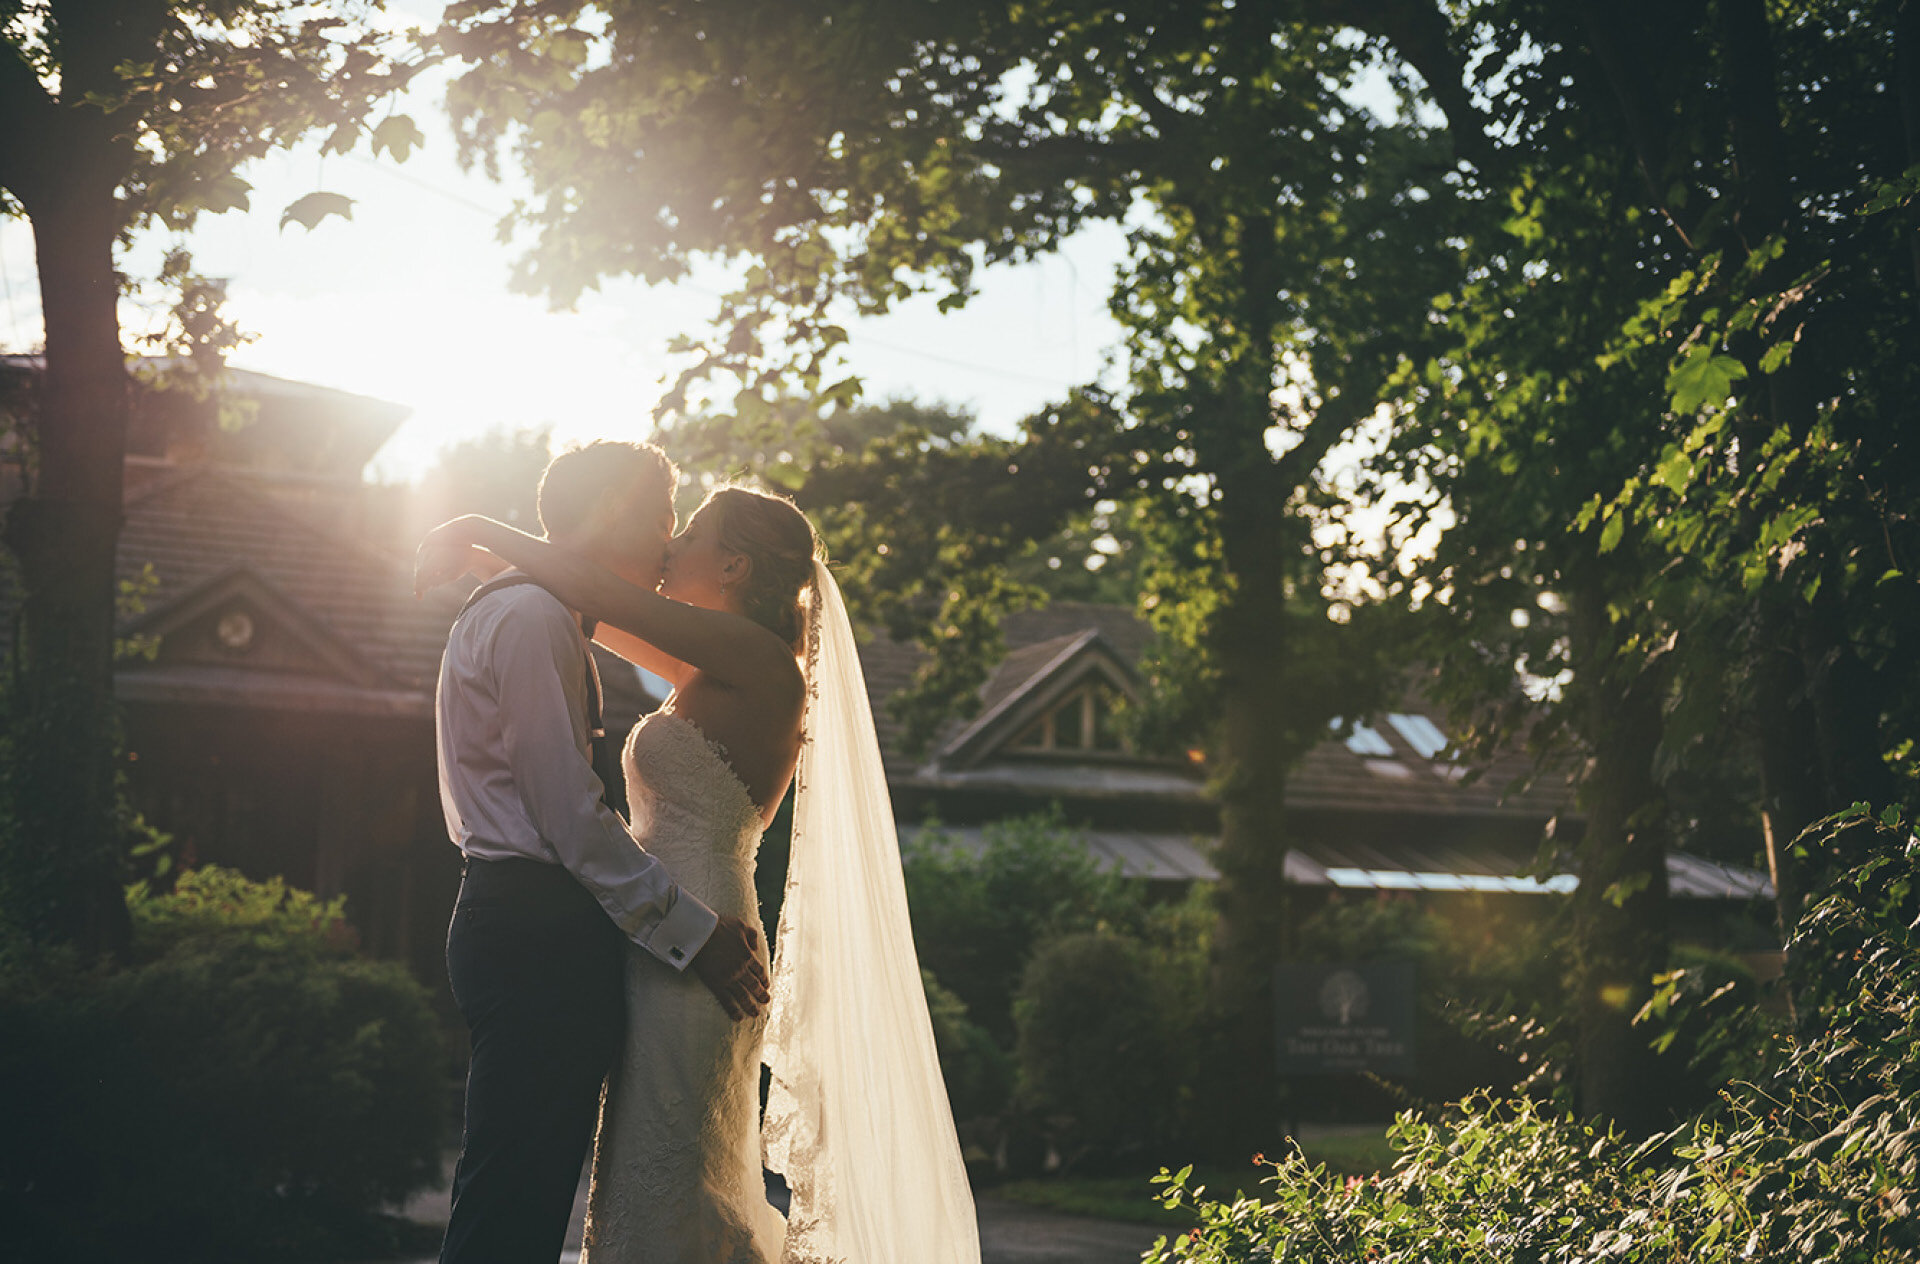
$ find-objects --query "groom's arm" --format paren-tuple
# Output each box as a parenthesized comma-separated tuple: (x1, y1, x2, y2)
(489, 598, 718, 970)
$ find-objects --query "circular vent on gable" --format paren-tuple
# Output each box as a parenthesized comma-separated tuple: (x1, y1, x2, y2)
(216, 609, 255, 653)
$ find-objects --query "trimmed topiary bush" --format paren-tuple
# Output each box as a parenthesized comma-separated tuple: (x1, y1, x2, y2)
(0, 867, 445, 1262)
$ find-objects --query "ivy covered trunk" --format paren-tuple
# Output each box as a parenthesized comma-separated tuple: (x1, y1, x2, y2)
(3, 163, 133, 956)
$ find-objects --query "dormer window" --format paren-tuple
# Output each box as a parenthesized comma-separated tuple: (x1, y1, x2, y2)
(1012, 681, 1128, 753)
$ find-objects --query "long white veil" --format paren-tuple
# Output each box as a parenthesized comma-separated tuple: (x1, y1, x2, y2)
(761, 560, 981, 1264)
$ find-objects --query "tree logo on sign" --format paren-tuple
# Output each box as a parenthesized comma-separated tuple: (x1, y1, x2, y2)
(1318, 970, 1370, 1026)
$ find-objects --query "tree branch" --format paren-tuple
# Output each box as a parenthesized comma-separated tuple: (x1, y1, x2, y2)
(1298, 0, 1501, 173)
(1716, 0, 1788, 243)
(1897, 0, 1920, 296)
(0, 38, 60, 208)
(1273, 387, 1372, 492)
(1572, 0, 1716, 253)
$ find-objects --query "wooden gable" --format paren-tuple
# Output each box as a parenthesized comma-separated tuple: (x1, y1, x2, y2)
(934, 629, 1156, 771)
(124, 566, 390, 688)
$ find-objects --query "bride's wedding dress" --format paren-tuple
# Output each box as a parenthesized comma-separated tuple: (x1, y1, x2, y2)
(580, 711, 786, 1264)
(582, 561, 979, 1264)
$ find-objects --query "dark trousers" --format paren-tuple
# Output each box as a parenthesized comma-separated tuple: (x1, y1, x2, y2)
(441, 857, 626, 1264)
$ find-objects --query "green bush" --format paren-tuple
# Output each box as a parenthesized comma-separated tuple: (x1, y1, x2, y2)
(1146, 813, 1920, 1264)
(905, 812, 1216, 1164)
(0, 867, 446, 1262)
(903, 810, 1148, 1043)
(1014, 931, 1193, 1165)
(923, 966, 1015, 1123)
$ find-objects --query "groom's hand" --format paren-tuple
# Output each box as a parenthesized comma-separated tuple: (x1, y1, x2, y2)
(692, 915, 772, 1021)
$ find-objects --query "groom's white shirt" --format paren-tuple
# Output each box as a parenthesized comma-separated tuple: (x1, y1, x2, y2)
(436, 574, 718, 968)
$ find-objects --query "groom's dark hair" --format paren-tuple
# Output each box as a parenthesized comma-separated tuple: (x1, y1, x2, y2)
(537, 440, 678, 542)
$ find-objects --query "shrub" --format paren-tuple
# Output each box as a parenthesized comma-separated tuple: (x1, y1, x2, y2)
(924, 967, 1015, 1123)
(1146, 813, 1920, 1264)
(904, 810, 1147, 1043)
(1013, 931, 1192, 1166)
(0, 867, 445, 1262)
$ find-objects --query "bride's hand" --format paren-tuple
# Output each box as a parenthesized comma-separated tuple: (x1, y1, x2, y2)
(413, 519, 497, 597)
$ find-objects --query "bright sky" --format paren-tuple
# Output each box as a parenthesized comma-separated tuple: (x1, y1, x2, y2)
(0, 2, 1126, 484)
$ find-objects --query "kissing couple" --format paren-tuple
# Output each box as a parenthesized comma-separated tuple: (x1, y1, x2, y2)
(414, 440, 979, 1264)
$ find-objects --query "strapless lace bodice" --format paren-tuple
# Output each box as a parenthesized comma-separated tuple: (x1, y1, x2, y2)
(623, 711, 765, 919)
(581, 710, 786, 1264)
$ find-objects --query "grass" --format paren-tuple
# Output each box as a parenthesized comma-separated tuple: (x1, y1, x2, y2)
(990, 1127, 1397, 1227)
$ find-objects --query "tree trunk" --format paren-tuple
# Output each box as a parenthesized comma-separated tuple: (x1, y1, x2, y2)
(2, 170, 133, 956)
(1186, 185, 1306, 1154)
(1896, 0, 1920, 298)
(1198, 511, 1303, 1155)
(1569, 578, 1671, 1135)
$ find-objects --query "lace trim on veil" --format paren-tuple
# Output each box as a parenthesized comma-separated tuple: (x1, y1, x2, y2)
(760, 561, 980, 1264)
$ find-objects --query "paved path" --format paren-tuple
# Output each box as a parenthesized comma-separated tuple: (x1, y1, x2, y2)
(974, 1195, 1166, 1263)
(373, 1164, 1163, 1264)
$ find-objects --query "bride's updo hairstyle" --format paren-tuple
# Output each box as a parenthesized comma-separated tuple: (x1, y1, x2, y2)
(700, 485, 821, 654)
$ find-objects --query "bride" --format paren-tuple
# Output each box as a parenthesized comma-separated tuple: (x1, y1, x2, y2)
(419, 485, 979, 1264)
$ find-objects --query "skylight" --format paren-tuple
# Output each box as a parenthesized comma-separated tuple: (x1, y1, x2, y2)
(1387, 713, 1450, 759)
(1341, 722, 1395, 758)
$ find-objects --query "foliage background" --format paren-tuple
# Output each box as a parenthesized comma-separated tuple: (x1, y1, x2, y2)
(0, 868, 446, 1263)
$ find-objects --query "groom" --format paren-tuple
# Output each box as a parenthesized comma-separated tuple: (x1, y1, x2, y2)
(431, 440, 771, 1264)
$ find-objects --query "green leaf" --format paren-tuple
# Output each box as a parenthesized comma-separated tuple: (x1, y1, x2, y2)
(321, 121, 361, 156)
(280, 191, 357, 233)
(189, 173, 253, 216)
(1759, 341, 1795, 375)
(1859, 165, 1920, 215)
(1599, 510, 1625, 555)
(1681, 412, 1728, 453)
(371, 115, 427, 163)
(1667, 347, 1748, 414)
(1650, 450, 1694, 494)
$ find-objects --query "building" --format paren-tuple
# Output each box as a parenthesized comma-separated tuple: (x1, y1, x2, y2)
(0, 358, 1770, 988)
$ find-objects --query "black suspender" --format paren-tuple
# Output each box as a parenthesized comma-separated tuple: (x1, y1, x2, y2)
(456, 574, 620, 812)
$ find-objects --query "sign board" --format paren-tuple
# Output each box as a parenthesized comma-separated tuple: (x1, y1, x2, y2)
(1273, 960, 1417, 1076)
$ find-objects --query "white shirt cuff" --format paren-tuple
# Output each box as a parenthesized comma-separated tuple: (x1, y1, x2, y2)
(639, 889, 719, 971)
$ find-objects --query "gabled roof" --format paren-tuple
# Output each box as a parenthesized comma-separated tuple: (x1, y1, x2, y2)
(125, 564, 394, 688)
(0, 355, 408, 479)
(1286, 704, 1570, 822)
(859, 601, 1163, 778)
(117, 466, 460, 693)
(935, 628, 1140, 770)
(101, 465, 661, 723)
(858, 598, 1573, 822)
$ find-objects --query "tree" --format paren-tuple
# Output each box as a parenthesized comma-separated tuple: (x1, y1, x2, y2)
(1365, 0, 1920, 1125)
(439, 0, 1919, 1134)
(0, 2, 414, 953)
(442, 0, 1475, 1146)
